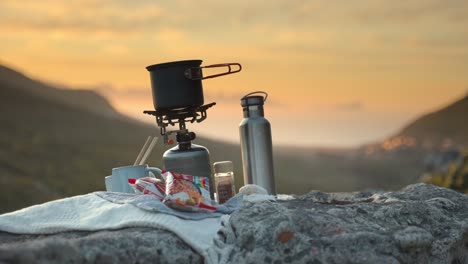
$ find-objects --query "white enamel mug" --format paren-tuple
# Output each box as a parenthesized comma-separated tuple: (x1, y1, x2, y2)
(105, 164, 162, 193)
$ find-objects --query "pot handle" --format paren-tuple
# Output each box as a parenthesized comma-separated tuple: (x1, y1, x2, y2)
(184, 63, 242, 80)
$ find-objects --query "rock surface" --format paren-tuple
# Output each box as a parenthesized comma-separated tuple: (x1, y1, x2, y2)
(0, 228, 203, 264)
(1, 183, 467, 264)
(212, 183, 468, 264)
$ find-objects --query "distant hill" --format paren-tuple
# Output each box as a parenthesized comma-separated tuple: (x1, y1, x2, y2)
(0, 65, 120, 119)
(365, 94, 468, 152)
(397, 94, 468, 148)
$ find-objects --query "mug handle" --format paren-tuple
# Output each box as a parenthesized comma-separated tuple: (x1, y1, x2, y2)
(184, 63, 242, 80)
(147, 167, 163, 180)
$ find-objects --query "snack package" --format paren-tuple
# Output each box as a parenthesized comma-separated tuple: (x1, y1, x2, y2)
(128, 177, 166, 200)
(162, 171, 216, 213)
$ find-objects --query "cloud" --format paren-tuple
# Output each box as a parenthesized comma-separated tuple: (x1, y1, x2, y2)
(2, 0, 468, 55)
(0, 0, 163, 35)
(2, 0, 468, 33)
(353, 0, 468, 24)
(336, 101, 364, 111)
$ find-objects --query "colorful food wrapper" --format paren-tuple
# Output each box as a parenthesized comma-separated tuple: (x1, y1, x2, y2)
(128, 177, 165, 200)
(162, 171, 216, 213)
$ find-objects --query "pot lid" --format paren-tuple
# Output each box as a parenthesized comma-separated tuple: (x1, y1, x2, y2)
(146, 60, 202, 71)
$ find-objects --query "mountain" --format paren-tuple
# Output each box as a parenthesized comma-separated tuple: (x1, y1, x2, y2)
(0, 65, 120, 119)
(0, 68, 140, 212)
(397, 94, 468, 148)
(364, 94, 468, 153)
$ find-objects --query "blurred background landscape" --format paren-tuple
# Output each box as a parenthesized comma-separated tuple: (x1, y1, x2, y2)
(1, 0, 467, 213)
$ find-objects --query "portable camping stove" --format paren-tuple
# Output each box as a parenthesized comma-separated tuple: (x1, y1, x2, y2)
(143, 102, 216, 145)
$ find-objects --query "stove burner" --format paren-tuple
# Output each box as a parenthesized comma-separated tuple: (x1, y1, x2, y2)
(144, 102, 216, 135)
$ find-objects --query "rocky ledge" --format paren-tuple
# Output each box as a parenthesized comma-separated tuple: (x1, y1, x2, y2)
(1, 183, 467, 264)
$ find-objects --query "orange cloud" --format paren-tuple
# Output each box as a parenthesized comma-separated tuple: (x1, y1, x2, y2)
(1, 0, 468, 146)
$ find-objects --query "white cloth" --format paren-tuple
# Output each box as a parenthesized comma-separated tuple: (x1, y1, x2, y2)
(0, 188, 287, 264)
(0, 193, 224, 264)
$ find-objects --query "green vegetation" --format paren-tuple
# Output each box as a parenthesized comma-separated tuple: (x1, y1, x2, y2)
(423, 151, 468, 193)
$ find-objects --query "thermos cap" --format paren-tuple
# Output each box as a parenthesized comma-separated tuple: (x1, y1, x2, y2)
(213, 161, 233, 174)
(241, 96, 264, 107)
(241, 91, 267, 107)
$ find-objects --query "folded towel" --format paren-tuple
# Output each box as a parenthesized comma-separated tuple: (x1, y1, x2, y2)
(95, 191, 243, 220)
(0, 193, 225, 263)
(0, 188, 282, 264)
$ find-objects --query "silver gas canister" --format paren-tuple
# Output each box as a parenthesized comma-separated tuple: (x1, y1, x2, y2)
(239, 91, 276, 195)
(162, 133, 214, 199)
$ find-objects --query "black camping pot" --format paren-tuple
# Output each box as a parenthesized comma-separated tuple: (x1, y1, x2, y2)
(146, 60, 242, 110)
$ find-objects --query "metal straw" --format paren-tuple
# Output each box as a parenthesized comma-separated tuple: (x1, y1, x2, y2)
(139, 137, 159, 165)
(134, 136, 152, 165)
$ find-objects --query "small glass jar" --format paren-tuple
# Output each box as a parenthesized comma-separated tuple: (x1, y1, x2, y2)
(213, 161, 236, 204)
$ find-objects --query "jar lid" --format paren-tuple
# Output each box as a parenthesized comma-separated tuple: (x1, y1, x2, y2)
(213, 161, 233, 174)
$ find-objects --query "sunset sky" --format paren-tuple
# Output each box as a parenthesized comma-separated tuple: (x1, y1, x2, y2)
(1, 0, 467, 147)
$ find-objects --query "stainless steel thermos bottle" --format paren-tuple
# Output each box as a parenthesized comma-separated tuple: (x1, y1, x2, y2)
(239, 91, 276, 195)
